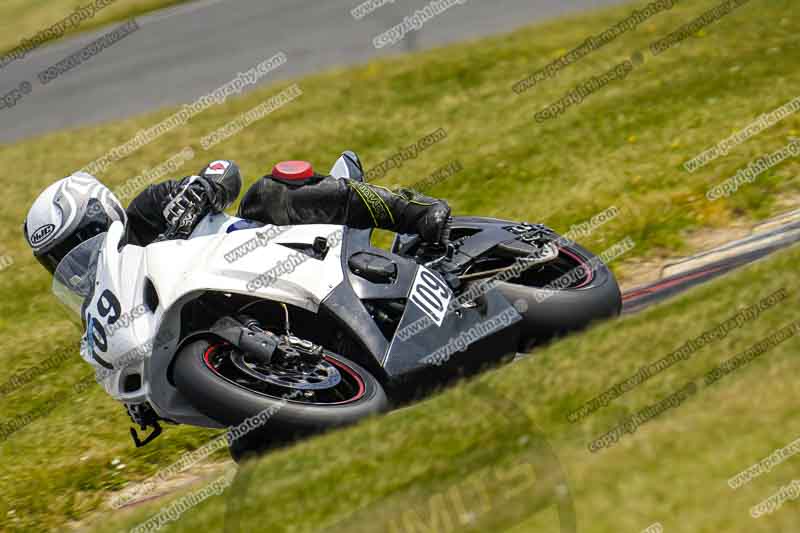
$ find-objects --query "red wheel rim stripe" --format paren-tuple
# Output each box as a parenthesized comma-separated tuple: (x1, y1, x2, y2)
(203, 343, 227, 376)
(559, 247, 594, 288)
(323, 354, 366, 404)
(202, 343, 367, 404)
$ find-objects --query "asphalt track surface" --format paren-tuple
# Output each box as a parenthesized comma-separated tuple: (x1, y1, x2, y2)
(621, 219, 800, 314)
(0, 0, 627, 144)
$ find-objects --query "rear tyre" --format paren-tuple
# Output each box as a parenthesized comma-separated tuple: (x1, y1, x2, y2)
(474, 240, 622, 349)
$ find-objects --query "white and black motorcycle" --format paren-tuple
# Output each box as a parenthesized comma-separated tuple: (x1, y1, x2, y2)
(53, 152, 621, 458)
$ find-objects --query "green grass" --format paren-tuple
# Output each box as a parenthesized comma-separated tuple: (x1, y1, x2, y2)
(90, 232, 800, 533)
(0, 0, 190, 59)
(0, 0, 798, 530)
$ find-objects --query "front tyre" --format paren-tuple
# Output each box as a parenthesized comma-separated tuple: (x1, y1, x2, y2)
(173, 340, 388, 459)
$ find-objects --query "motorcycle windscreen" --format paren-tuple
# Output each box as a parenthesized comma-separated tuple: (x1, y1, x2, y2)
(52, 232, 106, 322)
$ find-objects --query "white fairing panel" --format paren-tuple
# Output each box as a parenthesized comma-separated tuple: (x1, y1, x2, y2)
(146, 213, 344, 315)
(82, 214, 345, 426)
(81, 222, 161, 400)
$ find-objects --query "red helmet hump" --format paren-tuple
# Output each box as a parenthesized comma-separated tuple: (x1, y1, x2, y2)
(272, 161, 314, 180)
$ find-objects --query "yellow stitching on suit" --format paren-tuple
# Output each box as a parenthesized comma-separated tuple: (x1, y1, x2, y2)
(364, 184, 396, 224)
(349, 182, 379, 225)
(349, 181, 394, 226)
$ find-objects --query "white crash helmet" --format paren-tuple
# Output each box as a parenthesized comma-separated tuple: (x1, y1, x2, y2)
(24, 172, 126, 274)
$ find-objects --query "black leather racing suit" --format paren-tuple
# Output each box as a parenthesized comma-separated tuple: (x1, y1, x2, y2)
(125, 161, 450, 246)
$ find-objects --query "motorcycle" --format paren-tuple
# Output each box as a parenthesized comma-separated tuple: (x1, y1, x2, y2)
(52, 152, 621, 460)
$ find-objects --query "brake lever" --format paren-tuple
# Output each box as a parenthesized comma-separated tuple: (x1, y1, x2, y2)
(423, 243, 455, 269)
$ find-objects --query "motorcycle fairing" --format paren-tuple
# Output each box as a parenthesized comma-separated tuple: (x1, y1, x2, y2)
(320, 223, 523, 380)
(79, 152, 528, 428)
(384, 285, 521, 376)
(84, 215, 348, 427)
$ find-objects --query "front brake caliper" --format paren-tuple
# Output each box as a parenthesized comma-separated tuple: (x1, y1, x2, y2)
(210, 316, 279, 366)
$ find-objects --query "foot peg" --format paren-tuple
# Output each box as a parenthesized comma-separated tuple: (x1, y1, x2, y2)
(130, 422, 162, 448)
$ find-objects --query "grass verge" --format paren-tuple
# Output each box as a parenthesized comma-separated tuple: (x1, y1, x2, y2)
(0, 0, 190, 60)
(0, 0, 798, 529)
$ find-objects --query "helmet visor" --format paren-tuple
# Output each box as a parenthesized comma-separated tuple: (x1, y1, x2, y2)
(52, 233, 106, 319)
(33, 199, 112, 275)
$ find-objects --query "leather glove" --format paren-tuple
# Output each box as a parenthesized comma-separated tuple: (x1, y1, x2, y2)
(161, 176, 214, 240)
(417, 202, 452, 245)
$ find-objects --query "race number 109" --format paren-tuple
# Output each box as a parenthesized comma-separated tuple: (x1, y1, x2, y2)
(409, 265, 452, 327)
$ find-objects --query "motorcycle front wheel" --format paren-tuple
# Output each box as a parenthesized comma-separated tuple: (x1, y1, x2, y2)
(173, 339, 388, 461)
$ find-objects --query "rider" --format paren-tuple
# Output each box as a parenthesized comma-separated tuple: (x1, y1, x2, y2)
(24, 155, 451, 276)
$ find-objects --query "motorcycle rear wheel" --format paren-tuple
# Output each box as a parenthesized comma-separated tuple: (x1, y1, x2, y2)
(470, 239, 622, 349)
